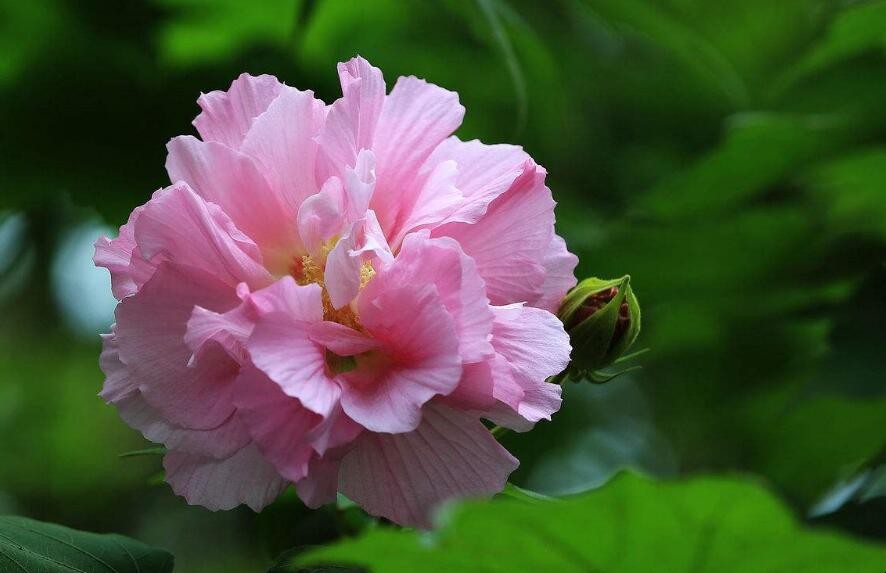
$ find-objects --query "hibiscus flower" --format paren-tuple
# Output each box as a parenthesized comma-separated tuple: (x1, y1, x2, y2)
(95, 56, 576, 528)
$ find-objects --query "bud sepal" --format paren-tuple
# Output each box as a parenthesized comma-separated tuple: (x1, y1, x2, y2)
(558, 275, 642, 382)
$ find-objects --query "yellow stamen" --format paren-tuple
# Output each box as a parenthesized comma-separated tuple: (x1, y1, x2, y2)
(291, 251, 375, 332)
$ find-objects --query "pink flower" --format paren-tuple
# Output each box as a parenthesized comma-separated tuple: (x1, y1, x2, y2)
(95, 57, 577, 528)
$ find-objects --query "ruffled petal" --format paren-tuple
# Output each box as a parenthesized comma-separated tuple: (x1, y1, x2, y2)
(116, 392, 250, 459)
(246, 281, 341, 417)
(193, 73, 284, 149)
(370, 75, 464, 233)
(101, 327, 251, 459)
(232, 366, 321, 482)
(316, 57, 386, 182)
(340, 283, 462, 433)
(440, 361, 496, 411)
(432, 160, 554, 306)
(163, 443, 288, 512)
(426, 136, 530, 225)
(308, 321, 378, 356)
(166, 137, 300, 271)
(487, 303, 570, 426)
(295, 455, 342, 509)
(184, 302, 253, 365)
(297, 176, 346, 257)
(94, 206, 152, 300)
(98, 328, 135, 403)
(134, 182, 272, 289)
(240, 86, 326, 209)
(379, 233, 493, 363)
(306, 402, 363, 455)
(248, 275, 324, 319)
(339, 404, 518, 528)
(387, 159, 463, 247)
(324, 209, 392, 310)
(527, 234, 578, 314)
(343, 149, 376, 220)
(114, 263, 242, 430)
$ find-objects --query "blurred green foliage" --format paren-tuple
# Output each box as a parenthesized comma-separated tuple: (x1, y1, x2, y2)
(298, 473, 886, 572)
(0, 0, 884, 571)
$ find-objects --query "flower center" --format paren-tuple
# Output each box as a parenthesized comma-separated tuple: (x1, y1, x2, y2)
(290, 250, 375, 331)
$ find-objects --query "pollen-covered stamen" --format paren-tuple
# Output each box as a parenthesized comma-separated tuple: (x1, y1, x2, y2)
(290, 251, 375, 331)
(359, 260, 376, 287)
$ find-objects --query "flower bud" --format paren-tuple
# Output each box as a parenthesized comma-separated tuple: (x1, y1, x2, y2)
(558, 275, 641, 379)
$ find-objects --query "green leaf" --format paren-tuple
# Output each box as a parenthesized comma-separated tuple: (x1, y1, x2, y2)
(803, 147, 886, 239)
(0, 0, 66, 85)
(475, 0, 528, 134)
(639, 112, 859, 220)
(154, 0, 300, 67)
(780, 0, 886, 90)
(297, 473, 886, 572)
(579, 0, 750, 107)
(0, 515, 173, 572)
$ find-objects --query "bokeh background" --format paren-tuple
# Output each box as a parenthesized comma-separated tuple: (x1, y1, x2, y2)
(1, 0, 885, 571)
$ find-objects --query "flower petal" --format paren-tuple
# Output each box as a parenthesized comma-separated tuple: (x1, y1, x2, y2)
(134, 182, 272, 289)
(316, 57, 386, 181)
(440, 361, 496, 411)
(308, 321, 378, 356)
(340, 283, 462, 433)
(488, 303, 570, 425)
(114, 263, 242, 430)
(249, 275, 324, 320)
(116, 393, 250, 459)
(388, 159, 463, 247)
(166, 137, 300, 270)
(246, 281, 341, 417)
(240, 86, 326, 209)
(339, 404, 518, 528)
(164, 443, 288, 512)
(232, 365, 321, 482)
(379, 232, 493, 363)
(527, 234, 578, 313)
(193, 73, 284, 149)
(432, 160, 554, 306)
(306, 402, 363, 455)
(371, 75, 464, 233)
(427, 136, 530, 225)
(100, 329, 252, 457)
(94, 206, 151, 300)
(324, 209, 393, 310)
(295, 455, 342, 509)
(343, 149, 376, 220)
(297, 176, 346, 256)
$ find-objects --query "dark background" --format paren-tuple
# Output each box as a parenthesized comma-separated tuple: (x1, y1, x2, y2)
(1, 1, 884, 571)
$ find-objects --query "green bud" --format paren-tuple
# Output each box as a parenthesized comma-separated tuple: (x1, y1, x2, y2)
(558, 275, 641, 379)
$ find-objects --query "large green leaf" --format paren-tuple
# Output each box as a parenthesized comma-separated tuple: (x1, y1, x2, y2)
(297, 473, 886, 572)
(0, 515, 173, 572)
(803, 148, 886, 239)
(782, 0, 886, 89)
(578, 0, 750, 108)
(0, 0, 66, 85)
(154, 0, 300, 67)
(638, 112, 860, 220)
